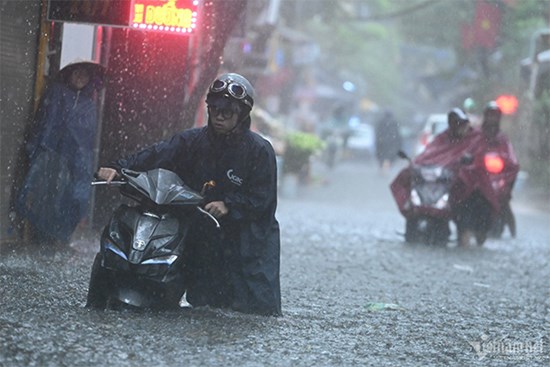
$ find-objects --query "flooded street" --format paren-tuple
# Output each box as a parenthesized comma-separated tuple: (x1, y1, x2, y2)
(1, 159, 549, 366)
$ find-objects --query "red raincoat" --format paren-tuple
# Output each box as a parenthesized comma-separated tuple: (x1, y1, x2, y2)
(466, 132, 519, 206)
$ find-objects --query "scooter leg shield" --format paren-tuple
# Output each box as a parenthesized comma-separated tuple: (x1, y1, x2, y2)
(86, 253, 111, 309)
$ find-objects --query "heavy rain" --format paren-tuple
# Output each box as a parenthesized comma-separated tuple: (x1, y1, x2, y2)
(1, 0, 549, 366)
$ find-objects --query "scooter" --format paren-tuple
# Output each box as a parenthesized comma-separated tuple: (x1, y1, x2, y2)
(391, 151, 453, 245)
(86, 168, 220, 310)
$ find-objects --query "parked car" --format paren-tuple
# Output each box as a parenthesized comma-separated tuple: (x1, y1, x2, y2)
(415, 114, 448, 155)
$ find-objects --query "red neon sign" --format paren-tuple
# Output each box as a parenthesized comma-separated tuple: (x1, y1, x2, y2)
(131, 0, 198, 33)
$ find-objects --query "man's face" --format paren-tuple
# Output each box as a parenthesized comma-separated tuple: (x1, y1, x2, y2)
(208, 105, 239, 134)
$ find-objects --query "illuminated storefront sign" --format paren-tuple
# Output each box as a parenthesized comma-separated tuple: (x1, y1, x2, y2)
(131, 0, 198, 33)
(48, 0, 198, 34)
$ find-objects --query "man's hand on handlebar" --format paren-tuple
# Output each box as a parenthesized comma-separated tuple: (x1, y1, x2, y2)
(204, 201, 228, 218)
(96, 167, 120, 183)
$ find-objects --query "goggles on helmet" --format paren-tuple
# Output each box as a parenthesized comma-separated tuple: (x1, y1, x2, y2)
(209, 78, 252, 108)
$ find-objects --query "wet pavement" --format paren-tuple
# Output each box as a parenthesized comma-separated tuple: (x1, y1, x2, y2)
(1, 158, 549, 366)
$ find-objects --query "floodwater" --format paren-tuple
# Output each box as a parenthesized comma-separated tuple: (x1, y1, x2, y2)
(1, 159, 549, 366)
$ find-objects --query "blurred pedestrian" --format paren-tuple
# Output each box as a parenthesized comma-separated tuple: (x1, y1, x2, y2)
(323, 129, 340, 169)
(15, 60, 104, 251)
(375, 110, 402, 172)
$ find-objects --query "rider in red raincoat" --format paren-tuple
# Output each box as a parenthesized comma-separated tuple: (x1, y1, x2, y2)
(391, 108, 499, 246)
(476, 102, 520, 238)
(391, 108, 482, 216)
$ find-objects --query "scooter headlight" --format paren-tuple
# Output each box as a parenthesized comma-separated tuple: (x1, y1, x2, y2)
(141, 255, 178, 265)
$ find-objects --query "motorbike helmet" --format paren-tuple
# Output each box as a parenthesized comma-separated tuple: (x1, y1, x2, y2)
(447, 107, 470, 139)
(206, 73, 255, 111)
(448, 107, 469, 125)
(483, 101, 502, 119)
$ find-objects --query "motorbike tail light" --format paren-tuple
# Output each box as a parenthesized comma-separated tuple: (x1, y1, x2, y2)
(484, 153, 504, 174)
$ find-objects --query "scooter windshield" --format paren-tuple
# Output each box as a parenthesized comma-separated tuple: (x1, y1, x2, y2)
(121, 168, 203, 206)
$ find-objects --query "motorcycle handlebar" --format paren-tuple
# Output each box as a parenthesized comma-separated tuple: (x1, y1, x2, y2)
(90, 180, 127, 186)
(91, 175, 220, 228)
(196, 206, 221, 228)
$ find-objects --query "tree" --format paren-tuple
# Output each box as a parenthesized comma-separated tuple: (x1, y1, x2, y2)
(397, 0, 547, 104)
(280, 0, 404, 109)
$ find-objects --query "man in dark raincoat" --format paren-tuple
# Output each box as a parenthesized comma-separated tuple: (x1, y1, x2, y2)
(16, 61, 104, 247)
(96, 73, 282, 316)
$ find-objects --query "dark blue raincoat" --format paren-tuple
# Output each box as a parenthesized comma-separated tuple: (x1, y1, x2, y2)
(110, 124, 282, 316)
(16, 77, 98, 243)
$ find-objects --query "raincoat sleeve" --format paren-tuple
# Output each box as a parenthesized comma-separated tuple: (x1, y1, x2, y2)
(110, 133, 189, 173)
(224, 141, 278, 221)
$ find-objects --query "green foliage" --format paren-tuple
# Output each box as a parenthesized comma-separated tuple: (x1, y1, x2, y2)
(279, 0, 546, 116)
(285, 131, 325, 155)
(283, 132, 325, 174)
(397, 0, 546, 93)
(302, 6, 402, 107)
(398, 0, 472, 47)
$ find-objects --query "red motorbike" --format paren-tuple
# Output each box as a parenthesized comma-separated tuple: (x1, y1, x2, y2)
(391, 151, 454, 246)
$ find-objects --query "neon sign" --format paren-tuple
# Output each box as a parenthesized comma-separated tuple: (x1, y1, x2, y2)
(131, 0, 198, 33)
